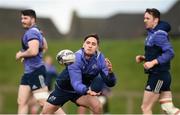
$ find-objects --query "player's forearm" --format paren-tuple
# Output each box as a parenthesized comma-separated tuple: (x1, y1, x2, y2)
(151, 59, 158, 65)
(20, 48, 38, 58)
(107, 72, 116, 87)
(72, 82, 88, 95)
(100, 72, 116, 87)
(70, 76, 88, 95)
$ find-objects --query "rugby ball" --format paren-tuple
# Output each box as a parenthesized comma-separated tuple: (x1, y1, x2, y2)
(56, 49, 75, 65)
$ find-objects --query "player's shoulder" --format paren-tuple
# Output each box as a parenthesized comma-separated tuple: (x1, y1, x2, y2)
(154, 30, 168, 36)
(152, 31, 169, 45)
(73, 49, 83, 63)
(26, 26, 40, 34)
(97, 50, 105, 59)
(154, 30, 168, 40)
(75, 49, 83, 57)
(154, 21, 170, 37)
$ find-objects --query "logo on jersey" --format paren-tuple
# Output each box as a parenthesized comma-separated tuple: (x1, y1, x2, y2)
(83, 66, 85, 69)
(92, 64, 97, 69)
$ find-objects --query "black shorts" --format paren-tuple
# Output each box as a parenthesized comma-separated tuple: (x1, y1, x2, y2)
(145, 71, 171, 93)
(21, 65, 47, 91)
(47, 85, 82, 107)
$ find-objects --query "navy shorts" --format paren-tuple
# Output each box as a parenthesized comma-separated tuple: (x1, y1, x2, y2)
(47, 85, 81, 106)
(21, 65, 47, 91)
(145, 71, 171, 93)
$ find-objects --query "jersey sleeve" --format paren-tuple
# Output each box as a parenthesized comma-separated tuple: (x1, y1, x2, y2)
(154, 32, 175, 64)
(68, 54, 88, 95)
(26, 29, 40, 42)
(99, 53, 116, 87)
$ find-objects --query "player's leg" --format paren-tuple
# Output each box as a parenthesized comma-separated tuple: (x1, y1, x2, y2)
(17, 85, 31, 114)
(40, 92, 66, 115)
(33, 89, 65, 114)
(32, 86, 49, 106)
(103, 96, 109, 113)
(41, 85, 66, 114)
(41, 101, 63, 114)
(77, 106, 88, 114)
(159, 91, 180, 115)
(158, 71, 180, 114)
(141, 90, 159, 114)
(75, 95, 103, 114)
(28, 96, 40, 114)
(54, 107, 66, 114)
(76, 96, 106, 114)
(98, 95, 108, 113)
(141, 72, 166, 114)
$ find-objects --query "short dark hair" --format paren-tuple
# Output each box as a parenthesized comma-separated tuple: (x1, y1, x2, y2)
(21, 9, 36, 20)
(145, 8, 160, 19)
(84, 34, 100, 45)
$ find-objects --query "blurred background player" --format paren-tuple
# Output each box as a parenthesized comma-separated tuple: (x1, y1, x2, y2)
(16, 9, 64, 114)
(41, 34, 116, 114)
(44, 55, 58, 91)
(136, 8, 180, 114)
(15, 9, 49, 114)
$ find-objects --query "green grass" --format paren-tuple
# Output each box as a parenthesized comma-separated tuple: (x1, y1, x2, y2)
(0, 38, 180, 113)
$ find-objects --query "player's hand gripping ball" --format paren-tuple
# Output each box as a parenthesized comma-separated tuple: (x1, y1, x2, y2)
(56, 49, 75, 66)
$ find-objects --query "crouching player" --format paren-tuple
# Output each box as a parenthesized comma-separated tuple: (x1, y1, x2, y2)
(41, 34, 116, 114)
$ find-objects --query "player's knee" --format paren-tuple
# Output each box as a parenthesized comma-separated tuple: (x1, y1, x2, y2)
(17, 97, 27, 106)
(92, 100, 103, 114)
(141, 104, 151, 113)
(160, 98, 180, 115)
(41, 102, 60, 114)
